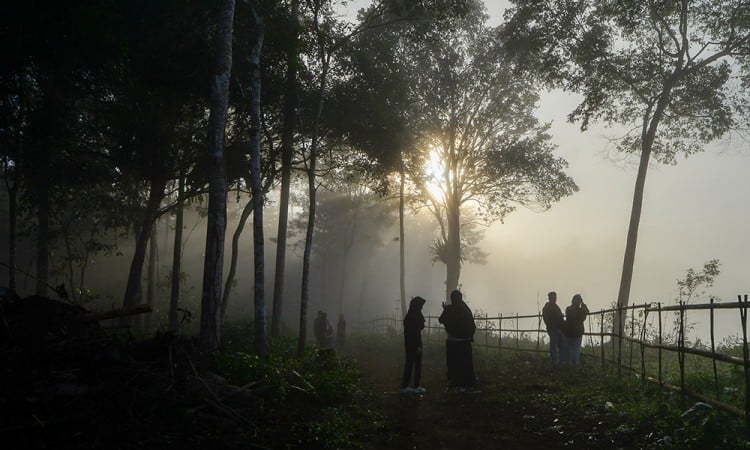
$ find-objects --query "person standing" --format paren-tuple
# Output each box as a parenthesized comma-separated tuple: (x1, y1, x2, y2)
(564, 294, 589, 366)
(313, 310, 335, 355)
(542, 291, 566, 367)
(438, 290, 476, 389)
(401, 296, 427, 394)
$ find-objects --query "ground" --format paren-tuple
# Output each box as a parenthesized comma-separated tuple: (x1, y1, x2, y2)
(349, 338, 666, 450)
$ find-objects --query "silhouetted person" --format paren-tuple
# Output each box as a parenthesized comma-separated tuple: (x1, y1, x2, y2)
(564, 294, 589, 366)
(542, 291, 566, 367)
(313, 310, 335, 355)
(439, 290, 476, 389)
(337, 313, 346, 348)
(401, 296, 426, 394)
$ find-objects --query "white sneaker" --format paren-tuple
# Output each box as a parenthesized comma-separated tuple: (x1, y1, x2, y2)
(399, 387, 414, 394)
(412, 386, 426, 394)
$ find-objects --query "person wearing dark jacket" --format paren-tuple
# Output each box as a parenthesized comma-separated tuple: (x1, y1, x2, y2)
(564, 294, 589, 366)
(401, 296, 427, 394)
(542, 291, 566, 367)
(438, 290, 476, 389)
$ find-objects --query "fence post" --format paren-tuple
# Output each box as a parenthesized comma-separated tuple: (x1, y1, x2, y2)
(536, 312, 541, 354)
(427, 316, 431, 337)
(600, 312, 605, 373)
(498, 313, 503, 354)
(617, 306, 622, 378)
(678, 300, 686, 399)
(516, 313, 520, 351)
(658, 302, 663, 388)
(629, 304, 636, 371)
(710, 297, 719, 401)
(738, 294, 750, 435)
(485, 312, 489, 349)
(640, 304, 648, 384)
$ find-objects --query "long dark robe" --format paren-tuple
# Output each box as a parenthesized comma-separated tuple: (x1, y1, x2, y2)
(439, 300, 476, 387)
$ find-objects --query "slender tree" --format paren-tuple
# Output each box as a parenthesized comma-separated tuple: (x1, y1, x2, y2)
(169, 175, 185, 331)
(270, 0, 300, 337)
(200, 0, 236, 355)
(504, 0, 750, 334)
(248, 0, 267, 356)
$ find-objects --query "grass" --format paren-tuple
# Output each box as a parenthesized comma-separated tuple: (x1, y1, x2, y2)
(214, 321, 750, 449)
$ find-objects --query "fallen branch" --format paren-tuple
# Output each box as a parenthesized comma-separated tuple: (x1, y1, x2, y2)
(82, 305, 152, 323)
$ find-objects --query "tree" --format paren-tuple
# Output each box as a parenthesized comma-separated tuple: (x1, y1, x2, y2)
(504, 0, 750, 334)
(409, 22, 577, 297)
(247, 0, 267, 356)
(200, 0, 236, 355)
(270, 0, 300, 338)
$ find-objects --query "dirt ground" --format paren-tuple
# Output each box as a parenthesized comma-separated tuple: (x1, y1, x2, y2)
(350, 341, 653, 450)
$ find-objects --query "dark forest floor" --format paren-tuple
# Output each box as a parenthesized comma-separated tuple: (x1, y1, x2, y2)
(347, 337, 682, 450)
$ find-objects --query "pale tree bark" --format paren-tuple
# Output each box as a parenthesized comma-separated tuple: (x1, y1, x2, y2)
(248, 0, 266, 356)
(200, 0, 235, 355)
(270, 0, 299, 338)
(445, 196, 461, 298)
(399, 164, 406, 317)
(168, 175, 184, 331)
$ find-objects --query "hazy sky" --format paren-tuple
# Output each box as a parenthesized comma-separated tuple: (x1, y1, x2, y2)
(339, 1, 750, 339)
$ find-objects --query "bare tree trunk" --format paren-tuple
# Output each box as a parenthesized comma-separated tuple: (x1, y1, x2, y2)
(399, 164, 406, 317)
(248, 1, 266, 356)
(35, 162, 49, 297)
(123, 177, 166, 314)
(615, 88, 673, 336)
(169, 176, 184, 331)
(7, 189, 17, 293)
(297, 59, 328, 357)
(445, 197, 461, 298)
(221, 197, 252, 322)
(144, 224, 157, 333)
(200, 0, 235, 356)
(615, 145, 652, 335)
(270, 0, 299, 338)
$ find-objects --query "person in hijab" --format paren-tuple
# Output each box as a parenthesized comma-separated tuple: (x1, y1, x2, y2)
(401, 296, 427, 394)
(564, 294, 589, 366)
(438, 290, 476, 389)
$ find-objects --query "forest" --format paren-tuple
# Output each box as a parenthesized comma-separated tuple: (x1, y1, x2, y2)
(2, 0, 750, 448)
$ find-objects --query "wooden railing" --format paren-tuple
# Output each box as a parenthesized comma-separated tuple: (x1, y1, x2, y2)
(368, 295, 750, 425)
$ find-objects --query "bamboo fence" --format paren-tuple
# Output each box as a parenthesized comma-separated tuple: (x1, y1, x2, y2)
(369, 295, 750, 427)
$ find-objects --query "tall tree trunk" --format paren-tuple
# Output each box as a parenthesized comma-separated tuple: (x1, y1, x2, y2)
(445, 197, 461, 299)
(248, 1, 266, 356)
(123, 177, 166, 314)
(398, 163, 406, 317)
(169, 175, 184, 331)
(615, 146, 652, 335)
(615, 89, 673, 336)
(144, 224, 157, 333)
(221, 196, 252, 322)
(7, 184, 17, 293)
(35, 159, 49, 297)
(297, 60, 328, 357)
(270, 0, 299, 338)
(200, 0, 235, 356)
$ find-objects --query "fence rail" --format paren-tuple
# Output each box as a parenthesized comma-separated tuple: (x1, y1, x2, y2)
(368, 295, 750, 427)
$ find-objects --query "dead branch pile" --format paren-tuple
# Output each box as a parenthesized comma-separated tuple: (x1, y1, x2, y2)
(0, 290, 267, 449)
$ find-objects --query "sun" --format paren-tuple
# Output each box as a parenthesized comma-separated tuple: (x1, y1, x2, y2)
(424, 148, 447, 201)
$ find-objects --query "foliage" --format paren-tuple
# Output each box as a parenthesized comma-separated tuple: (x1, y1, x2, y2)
(217, 328, 378, 449)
